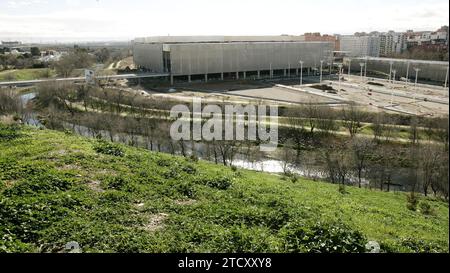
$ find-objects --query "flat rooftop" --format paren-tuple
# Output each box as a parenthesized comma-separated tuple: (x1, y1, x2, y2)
(134, 35, 306, 44)
(349, 56, 449, 66)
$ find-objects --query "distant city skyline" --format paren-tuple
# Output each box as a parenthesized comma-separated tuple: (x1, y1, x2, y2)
(0, 0, 448, 43)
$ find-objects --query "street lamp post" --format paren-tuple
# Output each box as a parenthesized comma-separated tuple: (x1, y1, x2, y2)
(348, 59, 352, 77)
(270, 63, 272, 79)
(414, 68, 420, 87)
(328, 62, 332, 80)
(406, 61, 410, 85)
(413, 68, 421, 104)
(359, 63, 365, 82)
(299, 60, 303, 86)
(391, 69, 397, 106)
(338, 64, 343, 91)
(444, 66, 449, 89)
(389, 61, 394, 83)
(364, 57, 368, 79)
(320, 60, 324, 83)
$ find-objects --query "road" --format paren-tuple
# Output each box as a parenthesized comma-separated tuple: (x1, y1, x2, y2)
(335, 80, 449, 105)
(0, 72, 170, 87)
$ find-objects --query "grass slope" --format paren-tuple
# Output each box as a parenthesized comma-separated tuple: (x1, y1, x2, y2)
(0, 69, 56, 82)
(0, 124, 448, 253)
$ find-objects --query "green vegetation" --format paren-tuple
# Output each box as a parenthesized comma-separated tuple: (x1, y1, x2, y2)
(93, 139, 125, 157)
(0, 124, 448, 253)
(0, 69, 55, 82)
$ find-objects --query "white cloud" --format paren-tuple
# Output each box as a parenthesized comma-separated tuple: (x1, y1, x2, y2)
(7, 0, 48, 8)
(0, 0, 448, 42)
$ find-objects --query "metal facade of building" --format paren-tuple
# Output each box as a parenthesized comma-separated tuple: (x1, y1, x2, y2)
(133, 36, 334, 77)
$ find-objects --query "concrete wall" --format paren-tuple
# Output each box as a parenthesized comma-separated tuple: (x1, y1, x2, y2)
(346, 57, 449, 83)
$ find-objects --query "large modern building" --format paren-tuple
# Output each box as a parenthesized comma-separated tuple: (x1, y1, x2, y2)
(133, 36, 334, 83)
(340, 35, 381, 57)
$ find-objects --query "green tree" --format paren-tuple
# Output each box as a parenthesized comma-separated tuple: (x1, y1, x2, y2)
(30, 47, 41, 57)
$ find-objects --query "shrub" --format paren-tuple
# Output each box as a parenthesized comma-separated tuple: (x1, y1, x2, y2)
(104, 176, 130, 191)
(338, 184, 348, 194)
(182, 164, 197, 175)
(0, 194, 78, 243)
(176, 181, 196, 198)
(93, 140, 124, 157)
(210, 226, 276, 252)
(290, 174, 299, 183)
(4, 173, 74, 196)
(265, 200, 291, 230)
(0, 160, 46, 181)
(199, 175, 233, 190)
(99, 190, 130, 204)
(419, 201, 434, 215)
(0, 90, 21, 115)
(280, 220, 367, 253)
(406, 192, 419, 211)
(282, 171, 298, 183)
(0, 232, 35, 253)
(163, 168, 181, 179)
(0, 124, 21, 141)
(189, 154, 199, 162)
(156, 158, 172, 167)
(398, 237, 446, 253)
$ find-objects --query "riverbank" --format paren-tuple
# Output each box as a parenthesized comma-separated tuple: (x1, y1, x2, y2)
(0, 124, 448, 253)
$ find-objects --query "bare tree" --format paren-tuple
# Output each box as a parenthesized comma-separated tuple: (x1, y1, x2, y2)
(216, 140, 240, 166)
(434, 116, 449, 150)
(418, 143, 444, 196)
(36, 81, 77, 116)
(277, 139, 298, 175)
(316, 105, 338, 135)
(350, 137, 375, 188)
(285, 114, 309, 158)
(372, 112, 385, 142)
(369, 145, 397, 192)
(322, 144, 352, 185)
(341, 104, 367, 138)
(409, 116, 419, 145)
(54, 50, 94, 78)
(300, 103, 319, 135)
(323, 148, 338, 184)
(382, 115, 399, 143)
(0, 89, 21, 115)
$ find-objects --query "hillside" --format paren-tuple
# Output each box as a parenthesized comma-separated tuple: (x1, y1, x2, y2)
(0, 124, 448, 253)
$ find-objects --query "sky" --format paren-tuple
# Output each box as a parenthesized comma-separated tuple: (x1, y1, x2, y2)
(0, 0, 448, 42)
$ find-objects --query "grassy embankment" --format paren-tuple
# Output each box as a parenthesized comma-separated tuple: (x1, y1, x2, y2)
(0, 69, 56, 82)
(0, 124, 448, 253)
(0, 68, 111, 82)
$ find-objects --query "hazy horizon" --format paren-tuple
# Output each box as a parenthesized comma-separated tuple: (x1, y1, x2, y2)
(0, 0, 449, 43)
